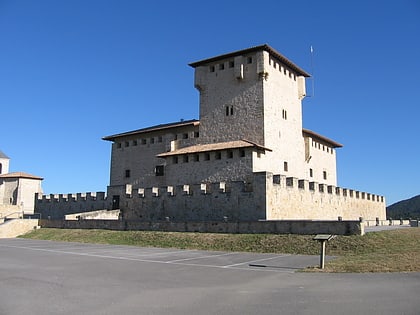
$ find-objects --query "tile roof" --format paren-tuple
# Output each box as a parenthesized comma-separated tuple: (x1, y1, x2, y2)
(157, 139, 271, 157)
(0, 150, 10, 159)
(189, 44, 311, 77)
(303, 129, 343, 148)
(0, 172, 43, 180)
(103, 119, 199, 141)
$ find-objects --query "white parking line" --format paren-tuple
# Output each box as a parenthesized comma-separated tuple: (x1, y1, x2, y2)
(222, 254, 290, 268)
(166, 252, 234, 263)
(0, 243, 295, 273)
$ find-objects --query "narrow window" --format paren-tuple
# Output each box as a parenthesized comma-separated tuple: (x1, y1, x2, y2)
(117, 143, 122, 148)
(194, 131, 199, 138)
(209, 65, 215, 72)
(158, 136, 163, 143)
(215, 152, 221, 160)
(219, 63, 224, 70)
(284, 161, 288, 172)
(205, 153, 210, 161)
(227, 150, 233, 159)
(132, 140, 137, 146)
(194, 154, 199, 162)
(0, 163, 2, 174)
(323, 171, 327, 180)
(125, 141, 129, 147)
(309, 168, 313, 177)
(150, 137, 155, 144)
(141, 139, 147, 145)
(173, 156, 178, 164)
(247, 57, 253, 64)
(230, 106, 234, 116)
(228, 60, 234, 68)
(125, 169, 131, 178)
(240, 150, 245, 157)
(155, 165, 164, 176)
(182, 133, 188, 139)
(226, 106, 230, 116)
(183, 155, 189, 163)
(226, 105, 234, 116)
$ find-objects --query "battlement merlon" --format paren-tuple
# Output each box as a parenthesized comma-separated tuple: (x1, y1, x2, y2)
(35, 192, 106, 202)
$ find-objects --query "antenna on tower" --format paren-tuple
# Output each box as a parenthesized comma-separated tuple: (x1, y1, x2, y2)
(309, 45, 315, 97)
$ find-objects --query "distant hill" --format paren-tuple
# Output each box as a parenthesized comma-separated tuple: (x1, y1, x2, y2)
(386, 195, 420, 219)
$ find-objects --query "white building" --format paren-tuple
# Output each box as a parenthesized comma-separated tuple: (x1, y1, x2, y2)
(0, 150, 43, 215)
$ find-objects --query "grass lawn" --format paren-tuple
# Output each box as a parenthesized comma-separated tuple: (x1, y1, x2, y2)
(20, 227, 420, 273)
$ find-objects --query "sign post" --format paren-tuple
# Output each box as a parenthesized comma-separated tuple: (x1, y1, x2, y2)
(313, 234, 336, 269)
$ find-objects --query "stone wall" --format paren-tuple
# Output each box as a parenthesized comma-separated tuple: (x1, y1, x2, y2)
(0, 219, 39, 238)
(39, 219, 364, 235)
(35, 192, 109, 219)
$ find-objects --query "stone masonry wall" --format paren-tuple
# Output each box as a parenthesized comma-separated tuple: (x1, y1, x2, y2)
(35, 192, 110, 219)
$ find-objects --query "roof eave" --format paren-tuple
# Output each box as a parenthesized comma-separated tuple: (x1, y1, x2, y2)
(189, 44, 311, 77)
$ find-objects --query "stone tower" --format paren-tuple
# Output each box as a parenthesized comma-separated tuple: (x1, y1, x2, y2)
(189, 44, 315, 181)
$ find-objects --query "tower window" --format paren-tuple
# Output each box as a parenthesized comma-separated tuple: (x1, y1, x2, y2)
(226, 105, 234, 116)
(284, 161, 288, 172)
(125, 169, 131, 178)
(310, 168, 313, 177)
(282, 109, 287, 120)
(155, 165, 164, 176)
(323, 171, 327, 180)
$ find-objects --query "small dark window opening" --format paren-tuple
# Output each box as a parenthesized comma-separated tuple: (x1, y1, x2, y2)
(158, 136, 163, 143)
(132, 140, 137, 146)
(284, 162, 288, 172)
(194, 154, 199, 162)
(240, 150, 246, 157)
(210, 65, 215, 72)
(150, 137, 155, 144)
(229, 61, 234, 68)
(125, 141, 129, 147)
(204, 153, 210, 161)
(125, 169, 131, 178)
(219, 63, 224, 70)
(141, 139, 147, 145)
(173, 156, 178, 164)
(309, 168, 313, 177)
(215, 152, 222, 160)
(227, 150, 233, 159)
(247, 57, 253, 64)
(194, 131, 199, 138)
(183, 155, 189, 163)
(117, 143, 122, 148)
(155, 165, 164, 176)
(182, 133, 188, 139)
(323, 171, 327, 180)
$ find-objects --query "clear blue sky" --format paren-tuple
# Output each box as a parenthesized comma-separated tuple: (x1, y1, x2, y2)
(1, 0, 419, 206)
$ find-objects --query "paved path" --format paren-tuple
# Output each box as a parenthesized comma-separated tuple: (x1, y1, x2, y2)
(1, 238, 419, 315)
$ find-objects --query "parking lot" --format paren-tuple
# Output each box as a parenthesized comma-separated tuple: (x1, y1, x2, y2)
(1, 238, 419, 315)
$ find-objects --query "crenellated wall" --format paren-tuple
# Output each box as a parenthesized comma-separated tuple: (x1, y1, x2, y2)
(113, 172, 385, 222)
(34, 172, 386, 222)
(35, 192, 110, 219)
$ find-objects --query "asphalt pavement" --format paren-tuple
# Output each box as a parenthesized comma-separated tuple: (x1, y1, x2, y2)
(0, 238, 419, 315)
